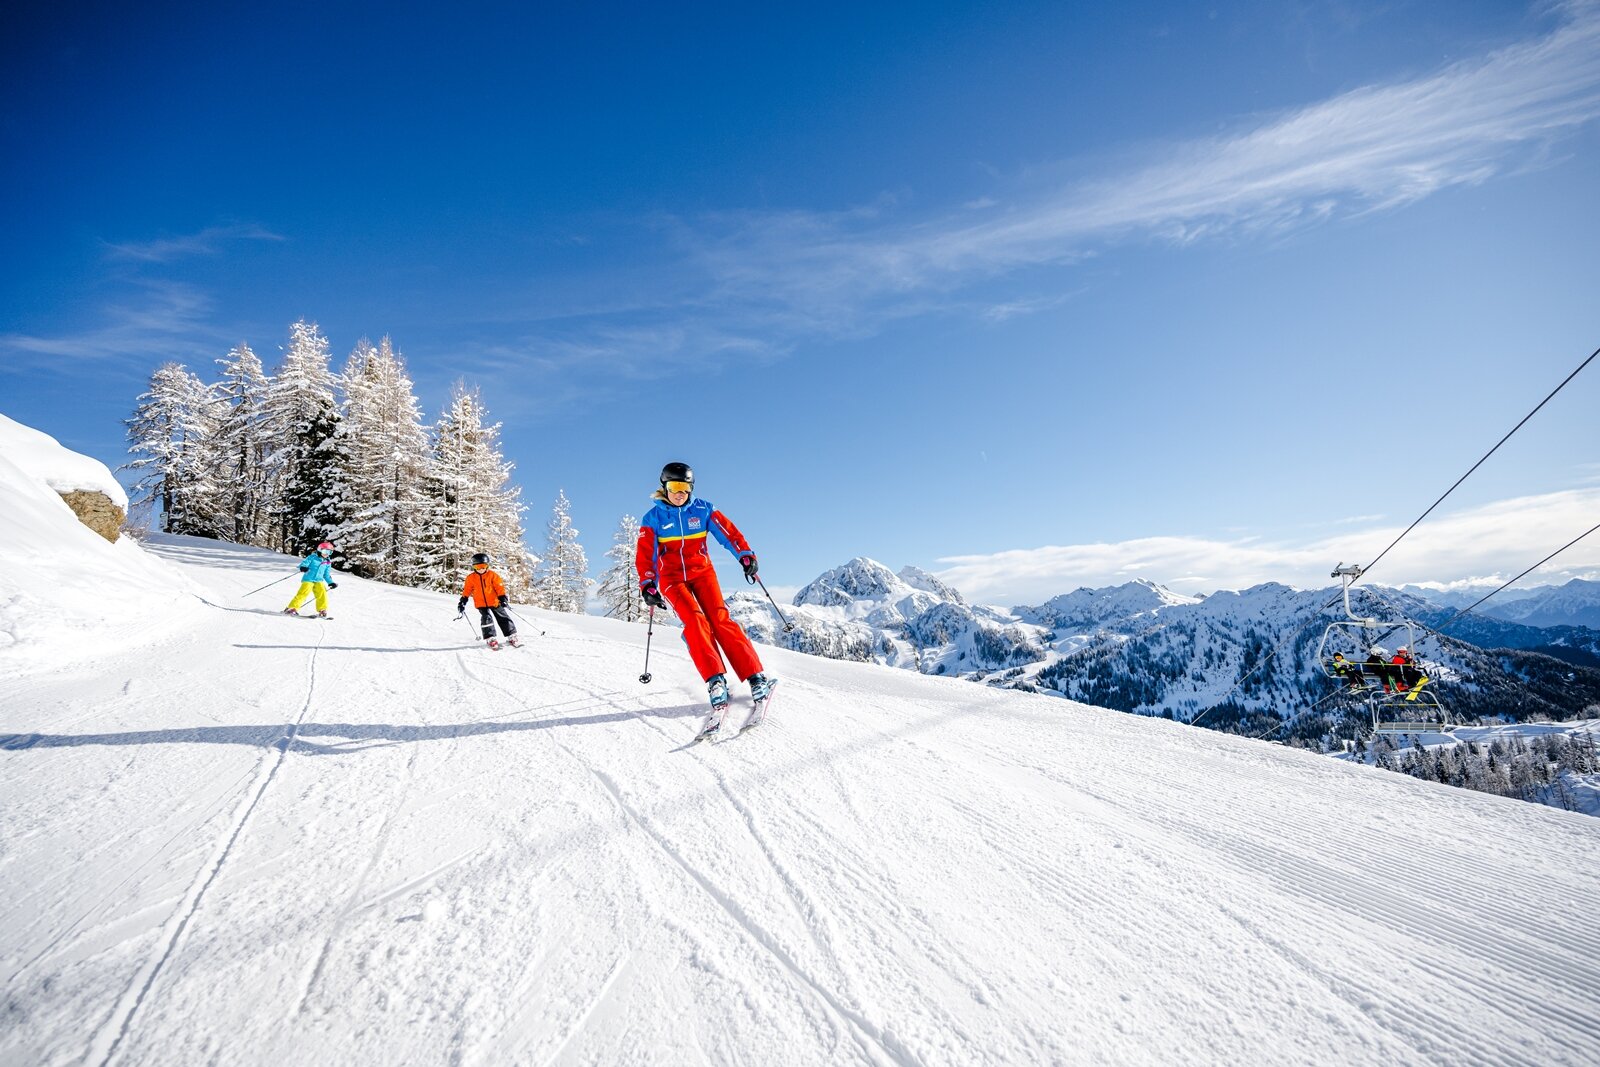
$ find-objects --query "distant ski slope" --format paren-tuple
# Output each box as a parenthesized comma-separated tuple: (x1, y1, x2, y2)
(2, 536, 1598, 1066)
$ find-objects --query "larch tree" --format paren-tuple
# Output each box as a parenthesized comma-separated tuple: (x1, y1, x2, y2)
(263, 319, 341, 553)
(327, 336, 432, 585)
(531, 489, 589, 613)
(124, 361, 223, 536)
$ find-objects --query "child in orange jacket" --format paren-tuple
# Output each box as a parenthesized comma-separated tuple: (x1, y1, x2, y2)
(457, 552, 520, 650)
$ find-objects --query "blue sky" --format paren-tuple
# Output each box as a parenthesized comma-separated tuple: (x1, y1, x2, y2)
(4, 1, 1598, 605)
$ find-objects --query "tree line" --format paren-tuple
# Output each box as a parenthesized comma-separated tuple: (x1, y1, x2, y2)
(123, 319, 658, 617)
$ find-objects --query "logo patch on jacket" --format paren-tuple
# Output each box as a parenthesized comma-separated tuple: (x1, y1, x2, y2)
(688, 517, 702, 529)
(662, 522, 675, 530)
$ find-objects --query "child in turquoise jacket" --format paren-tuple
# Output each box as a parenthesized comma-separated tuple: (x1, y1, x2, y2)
(284, 541, 339, 617)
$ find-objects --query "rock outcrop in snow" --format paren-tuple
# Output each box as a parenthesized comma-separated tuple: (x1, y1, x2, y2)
(0, 413, 127, 542)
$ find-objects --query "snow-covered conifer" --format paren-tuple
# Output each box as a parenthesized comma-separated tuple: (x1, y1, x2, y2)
(327, 336, 432, 585)
(531, 490, 589, 614)
(212, 343, 272, 544)
(423, 384, 533, 597)
(124, 362, 223, 536)
(596, 513, 649, 621)
(262, 320, 340, 552)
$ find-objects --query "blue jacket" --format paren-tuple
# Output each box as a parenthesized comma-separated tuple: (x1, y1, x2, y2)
(636, 498, 751, 588)
(298, 553, 334, 583)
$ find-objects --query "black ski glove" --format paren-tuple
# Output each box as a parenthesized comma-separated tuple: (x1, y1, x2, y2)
(457, 596, 469, 613)
(739, 553, 758, 581)
(299, 564, 309, 573)
(328, 582, 338, 589)
(641, 580, 667, 610)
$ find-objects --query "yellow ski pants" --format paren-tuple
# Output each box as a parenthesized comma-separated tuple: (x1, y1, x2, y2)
(285, 581, 329, 612)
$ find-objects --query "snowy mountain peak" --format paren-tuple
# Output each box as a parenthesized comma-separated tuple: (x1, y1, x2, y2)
(794, 557, 912, 607)
(1482, 578, 1600, 629)
(897, 565, 967, 605)
(1016, 578, 1200, 630)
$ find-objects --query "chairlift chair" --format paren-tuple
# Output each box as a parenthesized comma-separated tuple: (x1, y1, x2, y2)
(1313, 563, 1454, 738)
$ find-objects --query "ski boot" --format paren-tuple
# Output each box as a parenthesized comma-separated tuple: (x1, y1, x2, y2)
(744, 672, 777, 732)
(693, 674, 731, 742)
(486, 637, 501, 650)
(282, 608, 298, 616)
(507, 635, 522, 648)
(317, 611, 330, 619)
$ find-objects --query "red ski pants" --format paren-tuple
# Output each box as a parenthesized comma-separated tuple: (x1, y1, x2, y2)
(664, 570, 763, 682)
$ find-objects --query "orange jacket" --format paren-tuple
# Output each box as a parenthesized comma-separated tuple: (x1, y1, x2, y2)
(461, 568, 507, 608)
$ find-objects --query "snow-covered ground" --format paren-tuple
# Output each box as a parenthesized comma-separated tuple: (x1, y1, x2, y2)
(0, 414, 198, 668)
(4, 536, 1600, 1065)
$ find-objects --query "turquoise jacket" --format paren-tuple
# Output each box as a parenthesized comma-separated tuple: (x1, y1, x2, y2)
(298, 553, 334, 583)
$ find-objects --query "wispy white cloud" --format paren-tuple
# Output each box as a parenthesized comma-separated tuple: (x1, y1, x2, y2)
(662, 1, 1600, 337)
(103, 223, 285, 263)
(495, 2, 1600, 374)
(933, 487, 1600, 604)
(0, 280, 227, 367)
(4, 222, 285, 370)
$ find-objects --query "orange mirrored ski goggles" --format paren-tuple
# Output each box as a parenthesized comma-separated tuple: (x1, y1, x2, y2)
(664, 480, 692, 494)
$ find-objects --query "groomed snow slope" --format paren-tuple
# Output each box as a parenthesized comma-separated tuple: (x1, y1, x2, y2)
(2, 537, 1598, 1066)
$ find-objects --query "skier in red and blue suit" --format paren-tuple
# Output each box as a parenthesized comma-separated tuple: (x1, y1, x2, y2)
(636, 461, 774, 715)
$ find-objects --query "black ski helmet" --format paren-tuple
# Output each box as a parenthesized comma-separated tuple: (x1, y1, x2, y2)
(470, 551, 491, 565)
(659, 461, 693, 490)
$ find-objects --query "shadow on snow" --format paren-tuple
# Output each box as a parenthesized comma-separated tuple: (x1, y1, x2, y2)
(0, 704, 705, 755)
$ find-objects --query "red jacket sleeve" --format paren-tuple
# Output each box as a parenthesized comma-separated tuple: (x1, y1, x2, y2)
(635, 524, 658, 581)
(710, 510, 752, 557)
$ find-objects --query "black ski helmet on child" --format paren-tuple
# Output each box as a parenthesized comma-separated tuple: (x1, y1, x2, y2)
(470, 552, 491, 566)
(659, 461, 693, 490)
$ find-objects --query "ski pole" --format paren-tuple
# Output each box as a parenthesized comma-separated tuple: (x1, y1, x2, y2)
(753, 575, 796, 633)
(503, 606, 545, 637)
(639, 606, 656, 684)
(243, 572, 298, 598)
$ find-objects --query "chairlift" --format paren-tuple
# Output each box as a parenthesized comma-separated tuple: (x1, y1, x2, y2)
(1313, 562, 1453, 739)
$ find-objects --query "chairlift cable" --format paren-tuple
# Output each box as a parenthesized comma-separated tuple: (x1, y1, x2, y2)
(1416, 520, 1600, 639)
(1190, 594, 1343, 727)
(1252, 686, 1345, 741)
(1354, 343, 1597, 584)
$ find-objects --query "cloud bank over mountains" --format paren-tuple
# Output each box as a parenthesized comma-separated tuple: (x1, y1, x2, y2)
(934, 487, 1600, 604)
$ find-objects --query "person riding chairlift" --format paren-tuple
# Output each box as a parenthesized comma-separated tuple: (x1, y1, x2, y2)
(1392, 645, 1429, 699)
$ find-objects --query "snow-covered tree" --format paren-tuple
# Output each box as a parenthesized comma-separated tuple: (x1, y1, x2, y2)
(531, 489, 589, 613)
(212, 343, 272, 544)
(596, 513, 650, 621)
(422, 383, 533, 597)
(262, 320, 340, 552)
(124, 362, 223, 536)
(327, 336, 432, 585)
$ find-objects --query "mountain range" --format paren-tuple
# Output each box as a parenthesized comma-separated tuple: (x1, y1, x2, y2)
(728, 559, 1600, 737)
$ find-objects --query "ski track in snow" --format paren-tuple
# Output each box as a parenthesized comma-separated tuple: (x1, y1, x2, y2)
(586, 764, 909, 1067)
(2, 534, 1600, 1066)
(89, 618, 329, 1066)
